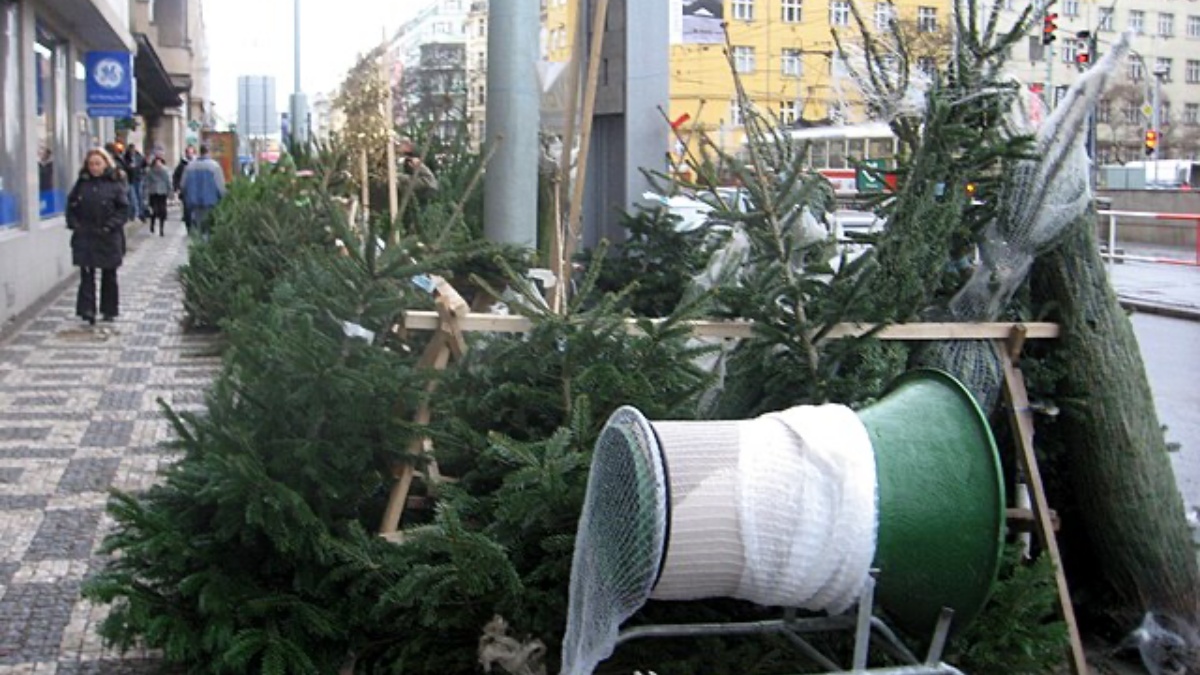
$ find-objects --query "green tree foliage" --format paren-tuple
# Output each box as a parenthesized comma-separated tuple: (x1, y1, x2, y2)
(179, 167, 340, 328)
(88, 239, 438, 672)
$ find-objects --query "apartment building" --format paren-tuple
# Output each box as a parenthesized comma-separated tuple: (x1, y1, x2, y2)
(0, 0, 208, 327)
(466, 1, 489, 149)
(391, 0, 471, 136)
(1002, 0, 1200, 162)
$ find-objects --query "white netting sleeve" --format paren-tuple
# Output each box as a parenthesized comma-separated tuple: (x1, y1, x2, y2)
(560, 408, 669, 675)
(561, 404, 879, 675)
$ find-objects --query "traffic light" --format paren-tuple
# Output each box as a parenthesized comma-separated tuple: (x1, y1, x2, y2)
(1042, 12, 1059, 45)
(1144, 129, 1159, 156)
(1075, 30, 1092, 67)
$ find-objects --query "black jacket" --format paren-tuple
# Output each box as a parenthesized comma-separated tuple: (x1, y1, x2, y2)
(172, 158, 190, 193)
(67, 169, 128, 269)
(123, 150, 146, 182)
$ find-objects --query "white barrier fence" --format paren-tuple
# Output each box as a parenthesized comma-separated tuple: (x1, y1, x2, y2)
(1098, 210, 1200, 267)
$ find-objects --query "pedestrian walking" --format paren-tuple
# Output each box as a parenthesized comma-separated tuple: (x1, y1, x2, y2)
(180, 144, 226, 241)
(173, 145, 195, 233)
(67, 149, 128, 325)
(146, 156, 172, 235)
(122, 143, 148, 222)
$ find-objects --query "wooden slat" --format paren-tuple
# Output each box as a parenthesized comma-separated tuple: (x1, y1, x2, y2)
(998, 342, 1089, 675)
(401, 312, 1061, 341)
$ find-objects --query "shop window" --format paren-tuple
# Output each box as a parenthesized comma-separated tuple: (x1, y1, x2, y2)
(0, 0, 21, 229)
(35, 21, 71, 219)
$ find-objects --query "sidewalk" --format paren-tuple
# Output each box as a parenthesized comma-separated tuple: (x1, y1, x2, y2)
(1108, 249, 1200, 320)
(0, 219, 217, 673)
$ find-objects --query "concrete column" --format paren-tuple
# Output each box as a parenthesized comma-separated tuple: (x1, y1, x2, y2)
(484, 0, 540, 248)
(18, 0, 36, 227)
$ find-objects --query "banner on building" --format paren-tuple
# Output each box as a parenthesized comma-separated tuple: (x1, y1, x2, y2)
(85, 51, 135, 118)
(671, 0, 724, 44)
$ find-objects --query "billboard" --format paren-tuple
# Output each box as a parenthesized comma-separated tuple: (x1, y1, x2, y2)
(671, 0, 725, 44)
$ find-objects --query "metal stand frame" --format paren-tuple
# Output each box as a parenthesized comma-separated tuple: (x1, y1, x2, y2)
(614, 576, 966, 675)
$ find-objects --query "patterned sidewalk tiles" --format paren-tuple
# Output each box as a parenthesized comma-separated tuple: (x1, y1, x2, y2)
(0, 221, 219, 673)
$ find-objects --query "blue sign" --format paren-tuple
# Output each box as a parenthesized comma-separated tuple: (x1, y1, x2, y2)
(85, 51, 134, 118)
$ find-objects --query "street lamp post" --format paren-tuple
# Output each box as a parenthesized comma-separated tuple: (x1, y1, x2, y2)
(289, 0, 308, 146)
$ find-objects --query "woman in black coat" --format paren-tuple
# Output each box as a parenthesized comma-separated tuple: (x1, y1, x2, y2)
(67, 149, 128, 324)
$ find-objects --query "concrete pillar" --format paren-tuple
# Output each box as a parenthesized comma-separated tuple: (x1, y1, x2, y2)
(581, 0, 669, 248)
(484, 0, 540, 248)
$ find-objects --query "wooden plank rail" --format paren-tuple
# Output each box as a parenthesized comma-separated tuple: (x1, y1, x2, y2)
(401, 312, 1061, 341)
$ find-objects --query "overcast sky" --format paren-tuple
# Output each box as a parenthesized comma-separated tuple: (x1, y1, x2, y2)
(203, 0, 432, 124)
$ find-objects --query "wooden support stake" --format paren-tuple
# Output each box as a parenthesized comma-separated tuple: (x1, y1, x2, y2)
(378, 277, 471, 536)
(382, 33, 399, 233)
(996, 330, 1089, 675)
(561, 0, 610, 305)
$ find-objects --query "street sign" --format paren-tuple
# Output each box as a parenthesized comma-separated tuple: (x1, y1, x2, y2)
(85, 51, 135, 118)
(856, 158, 887, 193)
(1142, 104, 1154, 119)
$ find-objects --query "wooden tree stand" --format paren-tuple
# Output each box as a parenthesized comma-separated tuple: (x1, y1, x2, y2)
(377, 276, 469, 541)
(382, 315, 1087, 673)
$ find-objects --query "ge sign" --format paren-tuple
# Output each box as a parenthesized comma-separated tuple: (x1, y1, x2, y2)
(93, 58, 125, 89)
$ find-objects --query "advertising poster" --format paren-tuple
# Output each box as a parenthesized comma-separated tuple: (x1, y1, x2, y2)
(672, 0, 724, 44)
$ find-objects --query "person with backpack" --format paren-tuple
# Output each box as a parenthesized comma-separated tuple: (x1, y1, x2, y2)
(180, 144, 226, 240)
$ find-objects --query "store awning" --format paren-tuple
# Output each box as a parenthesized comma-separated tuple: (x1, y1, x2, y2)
(47, 0, 134, 52)
(134, 34, 184, 116)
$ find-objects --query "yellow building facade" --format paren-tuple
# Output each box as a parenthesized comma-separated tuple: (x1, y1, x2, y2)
(542, 0, 952, 157)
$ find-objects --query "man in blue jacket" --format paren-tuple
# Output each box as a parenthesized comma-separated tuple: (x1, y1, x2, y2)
(180, 144, 226, 241)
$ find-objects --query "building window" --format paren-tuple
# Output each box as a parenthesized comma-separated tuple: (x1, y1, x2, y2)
(1097, 99, 1111, 123)
(1162, 102, 1172, 125)
(1061, 41, 1079, 63)
(733, 46, 756, 73)
(874, 2, 895, 30)
(1157, 57, 1173, 81)
(733, 0, 754, 21)
(1189, 60, 1200, 83)
(1129, 10, 1144, 34)
(1159, 13, 1175, 37)
(1122, 101, 1139, 124)
(34, 21, 70, 220)
(918, 6, 938, 32)
(1064, 0, 1079, 17)
(0, 0, 20, 229)
(1189, 15, 1200, 38)
(782, 0, 802, 23)
(1185, 103, 1199, 125)
(779, 101, 798, 125)
(730, 99, 745, 126)
(831, 0, 850, 26)
(1129, 58, 1144, 81)
(782, 48, 802, 77)
(1099, 8, 1114, 31)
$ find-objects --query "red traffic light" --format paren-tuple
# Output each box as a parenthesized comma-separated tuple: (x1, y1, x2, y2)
(1076, 53, 1090, 65)
(1042, 13, 1059, 44)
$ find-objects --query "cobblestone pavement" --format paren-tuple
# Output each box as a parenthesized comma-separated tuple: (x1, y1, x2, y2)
(0, 221, 219, 673)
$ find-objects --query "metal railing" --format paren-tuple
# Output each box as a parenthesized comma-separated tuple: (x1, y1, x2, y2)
(1098, 209, 1200, 267)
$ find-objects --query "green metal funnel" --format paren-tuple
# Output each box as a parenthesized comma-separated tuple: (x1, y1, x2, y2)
(857, 369, 1006, 638)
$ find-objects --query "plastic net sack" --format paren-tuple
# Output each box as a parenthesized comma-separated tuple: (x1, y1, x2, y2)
(916, 32, 1133, 410)
(560, 404, 878, 675)
(560, 407, 669, 675)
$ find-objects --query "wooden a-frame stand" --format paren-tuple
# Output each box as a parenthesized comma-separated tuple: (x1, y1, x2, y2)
(377, 276, 469, 541)
(996, 325, 1088, 675)
(378, 313, 1089, 672)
